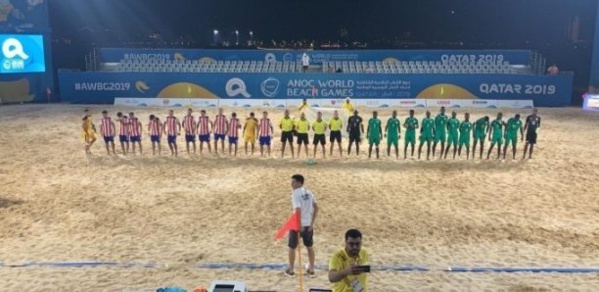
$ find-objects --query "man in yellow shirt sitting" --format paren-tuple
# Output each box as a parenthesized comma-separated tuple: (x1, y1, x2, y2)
(328, 110, 343, 157)
(341, 97, 355, 115)
(312, 112, 328, 158)
(295, 113, 311, 158)
(279, 109, 296, 158)
(329, 229, 369, 292)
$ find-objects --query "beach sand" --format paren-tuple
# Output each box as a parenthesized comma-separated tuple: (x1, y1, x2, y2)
(0, 104, 598, 291)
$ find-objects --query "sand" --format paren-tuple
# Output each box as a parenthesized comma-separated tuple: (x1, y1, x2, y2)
(0, 104, 599, 291)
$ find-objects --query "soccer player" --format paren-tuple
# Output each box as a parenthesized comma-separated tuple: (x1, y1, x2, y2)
(99, 110, 116, 155)
(258, 111, 274, 157)
(503, 114, 524, 160)
(366, 111, 383, 159)
(213, 108, 229, 155)
(312, 112, 327, 158)
(418, 110, 434, 160)
(197, 109, 213, 154)
(472, 116, 490, 159)
(163, 110, 181, 156)
(228, 112, 242, 156)
(444, 112, 460, 160)
(182, 108, 197, 154)
(328, 110, 343, 157)
(116, 112, 130, 155)
(295, 112, 311, 158)
(243, 112, 259, 155)
(128, 112, 142, 154)
(487, 112, 505, 160)
(81, 109, 97, 154)
(432, 107, 448, 158)
(347, 110, 364, 156)
(403, 109, 419, 159)
(458, 113, 473, 159)
(279, 109, 295, 158)
(523, 109, 541, 159)
(385, 110, 401, 159)
(148, 115, 163, 155)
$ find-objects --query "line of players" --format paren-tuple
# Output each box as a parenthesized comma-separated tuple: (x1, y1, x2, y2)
(81, 107, 541, 160)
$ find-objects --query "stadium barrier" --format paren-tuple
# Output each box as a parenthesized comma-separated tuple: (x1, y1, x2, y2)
(114, 98, 534, 109)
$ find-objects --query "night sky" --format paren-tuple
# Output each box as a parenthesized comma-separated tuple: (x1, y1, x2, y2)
(50, 0, 597, 43)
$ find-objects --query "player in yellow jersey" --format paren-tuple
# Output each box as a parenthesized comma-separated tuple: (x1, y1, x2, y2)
(312, 112, 328, 158)
(81, 109, 97, 154)
(341, 97, 355, 114)
(295, 112, 311, 158)
(243, 112, 259, 155)
(328, 110, 343, 157)
(279, 109, 296, 158)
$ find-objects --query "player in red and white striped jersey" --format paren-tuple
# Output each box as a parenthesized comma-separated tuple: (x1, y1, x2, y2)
(128, 112, 143, 154)
(100, 110, 116, 155)
(182, 108, 197, 154)
(197, 109, 213, 154)
(116, 112, 130, 155)
(163, 110, 181, 156)
(148, 114, 163, 155)
(258, 111, 274, 157)
(213, 108, 229, 155)
(227, 112, 242, 156)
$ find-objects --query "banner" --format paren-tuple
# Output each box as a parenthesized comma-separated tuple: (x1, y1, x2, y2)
(0, 34, 46, 73)
(583, 95, 599, 111)
(99, 48, 531, 65)
(495, 100, 534, 109)
(589, 4, 599, 94)
(218, 98, 286, 108)
(60, 72, 572, 107)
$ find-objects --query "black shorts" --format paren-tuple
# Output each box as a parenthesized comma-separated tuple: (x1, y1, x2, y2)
(349, 132, 361, 143)
(526, 132, 537, 144)
(281, 131, 294, 143)
(297, 133, 309, 145)
(313, 134, 326, 145)
(288, 227, 314, 248)
(330, 131, 342, 143)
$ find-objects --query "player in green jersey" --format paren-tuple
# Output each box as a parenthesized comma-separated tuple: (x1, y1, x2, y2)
(472, 116, 490, 159)
(403, 110, 419, 159)
(503, 114, 523, 160)
(444, 111, 460, 160)
(384, 110, 401, 159)
(432, 107, 448, 159)
(486, 112, 505, 160)
(367, 111, 383, 159)
(418, 110, 435, 160)
(458, 113, 473, 160)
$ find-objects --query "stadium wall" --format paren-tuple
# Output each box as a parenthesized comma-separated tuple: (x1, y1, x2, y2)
(59, 72, 572, 106)
(99, 48, 532, 65)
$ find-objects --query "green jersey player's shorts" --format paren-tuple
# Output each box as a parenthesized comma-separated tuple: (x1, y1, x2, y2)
(369, 135, 381, 145)
(474, 130, 486, 141)
(459, 133, 471, 147)
(419, 132, 433, 143)
(505, 134, 518, 146)
(387, 133, 399, 146)
(405, 131, 416, 145)
(447, 132, 459, 146)
(434, 129, 446, 143)
(491, 132, 503, 145)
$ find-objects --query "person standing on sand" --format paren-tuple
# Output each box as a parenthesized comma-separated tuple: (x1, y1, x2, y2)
(285, 174, 319, 278)
(81, 109, 97, 154)
(99, 110, 116, 155)
(523, 109, 541, 160)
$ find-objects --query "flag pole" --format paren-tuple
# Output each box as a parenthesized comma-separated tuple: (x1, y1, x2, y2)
(297, 215, 304, 292)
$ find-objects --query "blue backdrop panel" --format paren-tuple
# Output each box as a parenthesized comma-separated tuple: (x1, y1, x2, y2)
(589, 3, 599, 94)
(0, 0, 50, 33)
(99, 49, 531, 65)
(59, 72, 572, 106)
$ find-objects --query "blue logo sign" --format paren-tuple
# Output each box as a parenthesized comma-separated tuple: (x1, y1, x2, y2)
(0, 35, 45, 74)
(261, 77, 280, 97)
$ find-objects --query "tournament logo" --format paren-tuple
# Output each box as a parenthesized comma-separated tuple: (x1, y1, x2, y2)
(261, 77, 280, 98)
(226, 78, 252, 98)
(265, 53, 276, 63)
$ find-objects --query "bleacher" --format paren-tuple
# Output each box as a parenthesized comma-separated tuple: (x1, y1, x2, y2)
(112, 58, 521, 75)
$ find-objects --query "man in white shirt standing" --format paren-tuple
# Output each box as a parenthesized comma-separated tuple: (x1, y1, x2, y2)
(285, 174, 319, 278)
(302, 53, 310, 73)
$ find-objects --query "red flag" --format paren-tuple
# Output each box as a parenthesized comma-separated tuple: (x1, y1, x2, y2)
(275, 211, 300, 239)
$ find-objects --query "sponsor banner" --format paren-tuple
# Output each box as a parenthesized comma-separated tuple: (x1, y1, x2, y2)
(115, 98, 191, 107)
(0, 34, 46, 73)
(583, 96, 599, 111)
(468, 99, 498, 108)
(189, 98, 219, 108)
(100, 48, 531, 65)
(425, 99, 472, 108)
(286, 98, 346, 108)
(496, 100, 534, 109)
(354, 99, 402, 108)
(60, 72, 572, 107)
(218, 99, 286, 108)
(396, 99, 427, 108)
